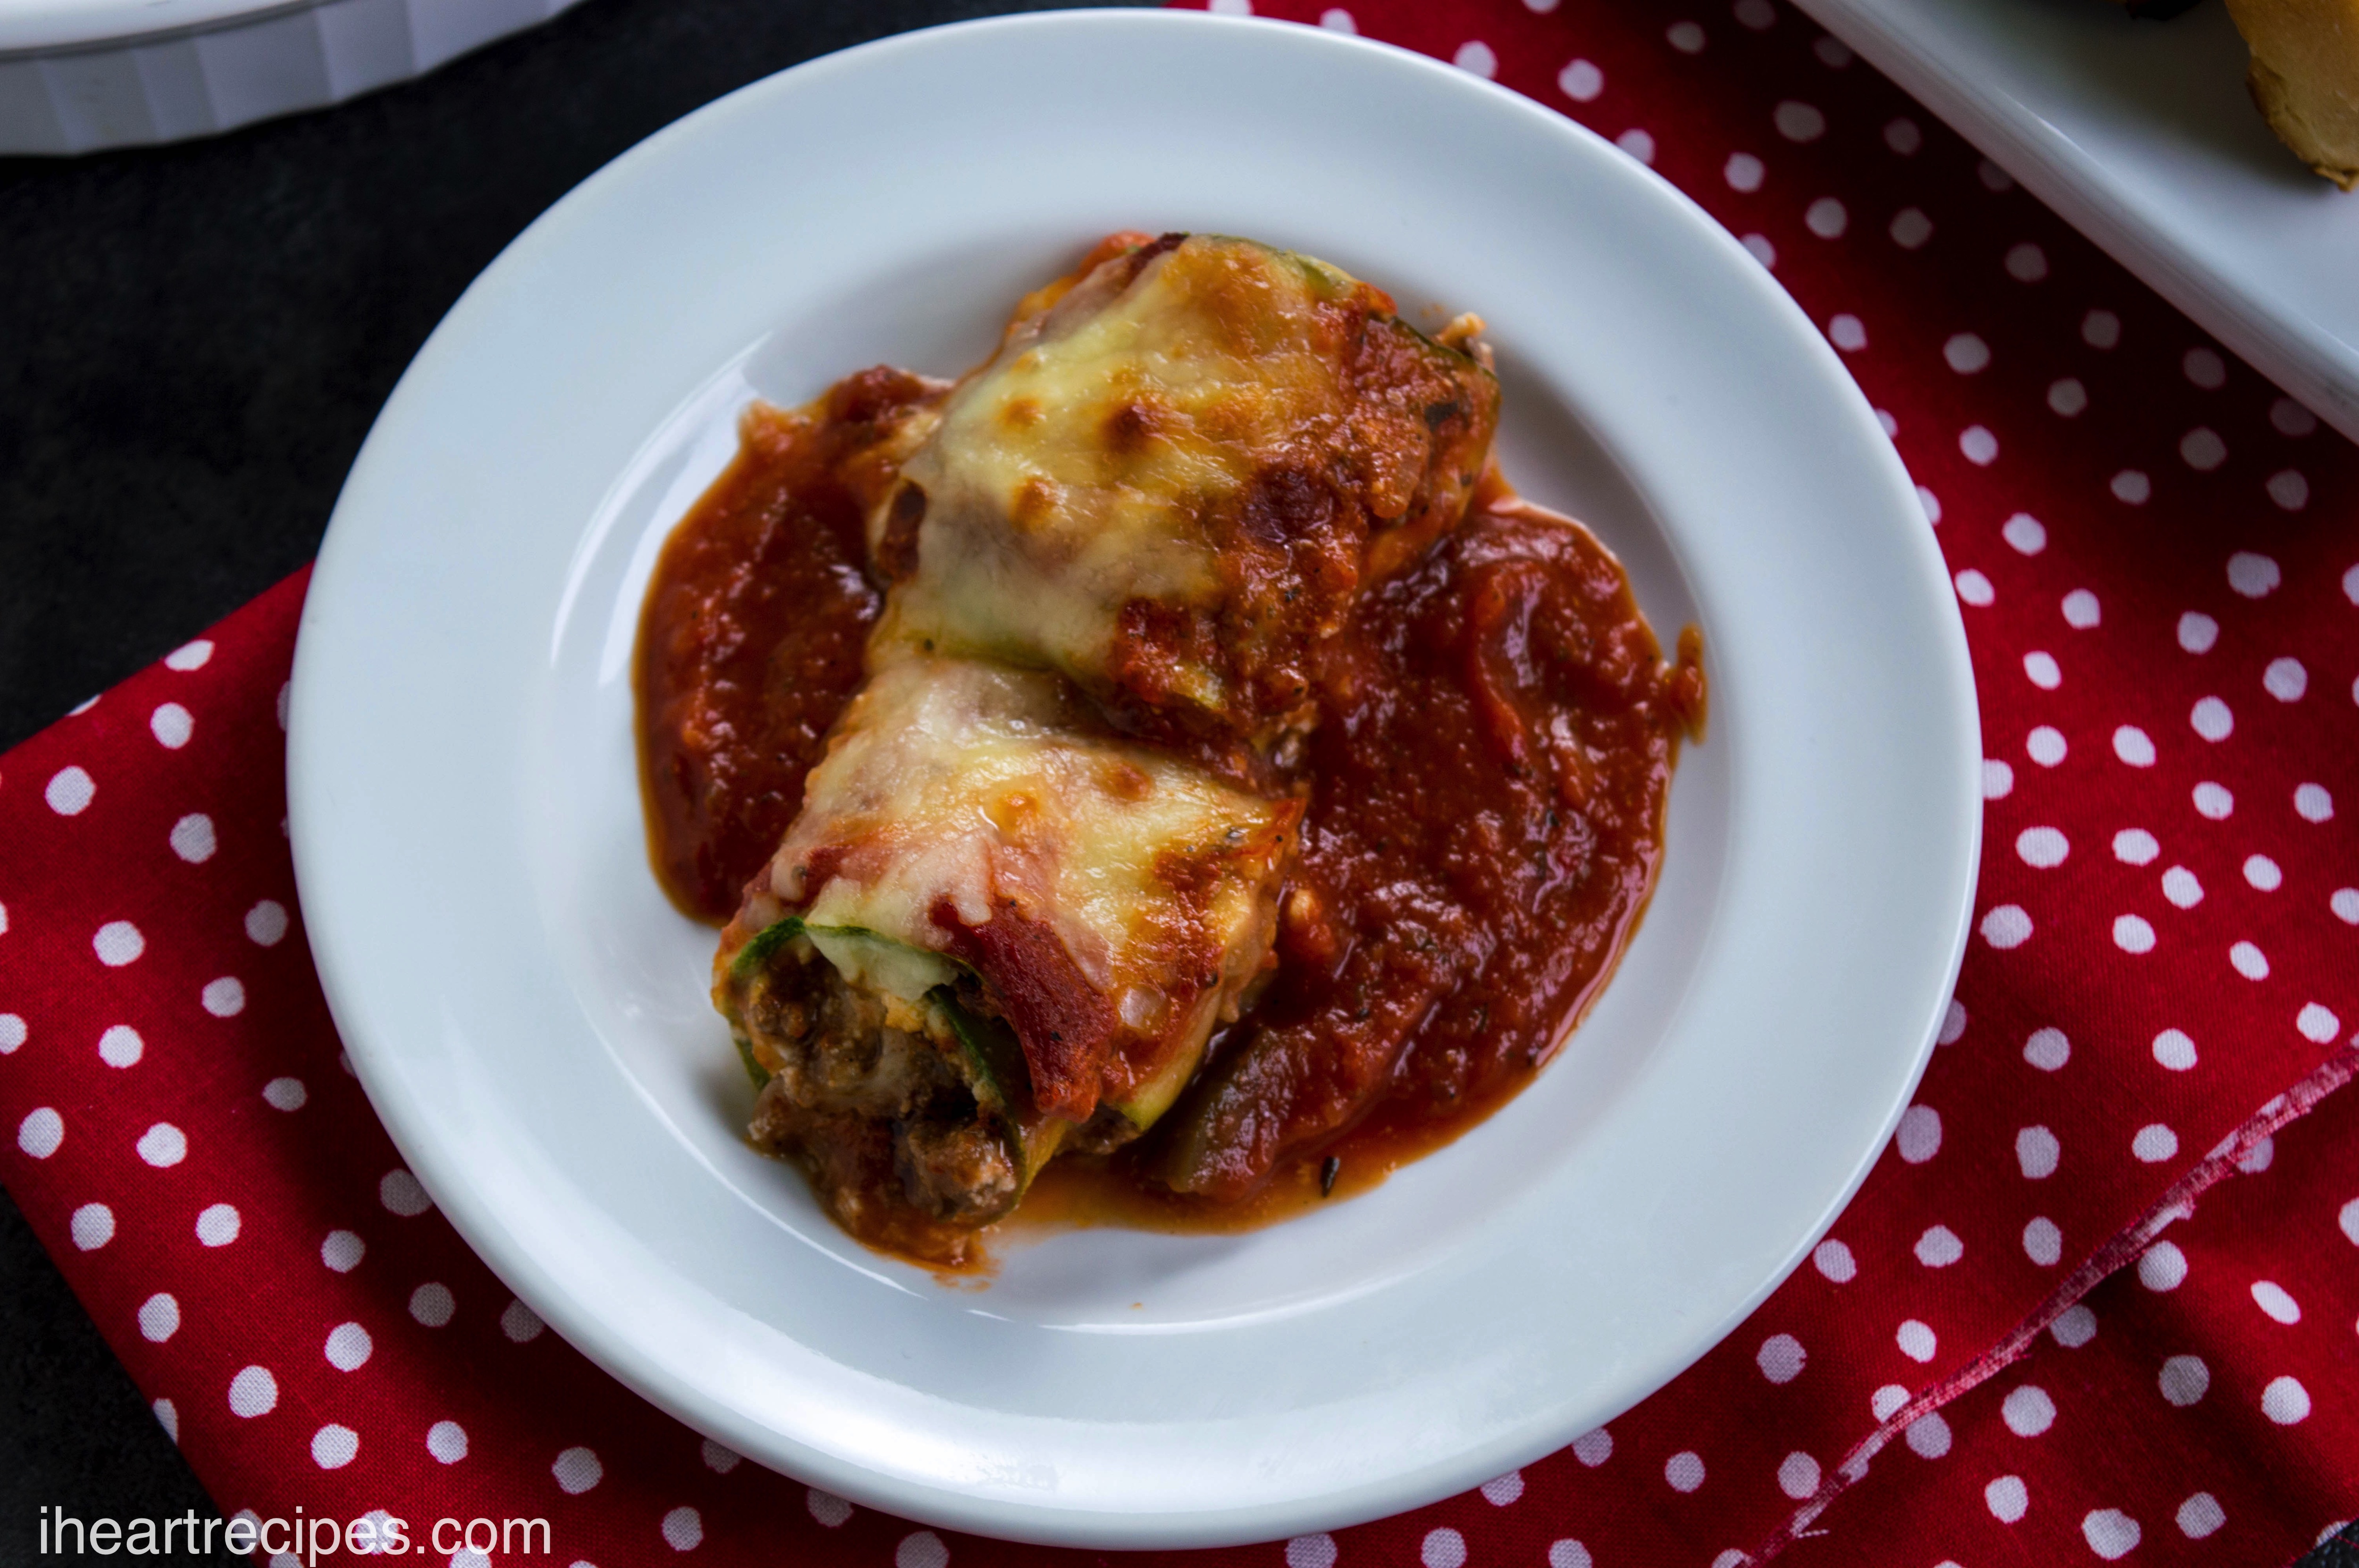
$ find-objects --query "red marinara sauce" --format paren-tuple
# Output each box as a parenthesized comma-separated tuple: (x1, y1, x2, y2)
(637, 377, 1704, 1240)
(635, 368, 945, 921)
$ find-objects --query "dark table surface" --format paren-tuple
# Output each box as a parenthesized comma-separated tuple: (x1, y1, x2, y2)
(0, 2, 1137, 1557)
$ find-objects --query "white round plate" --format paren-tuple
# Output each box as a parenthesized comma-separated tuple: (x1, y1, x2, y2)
(289, 9, 1979, 1550)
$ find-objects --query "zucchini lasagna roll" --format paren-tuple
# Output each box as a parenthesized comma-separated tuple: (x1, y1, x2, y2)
(712, 234, 1497, 1259)
(874, 232, 1499, 747)
(716, 651, 1297, 1251)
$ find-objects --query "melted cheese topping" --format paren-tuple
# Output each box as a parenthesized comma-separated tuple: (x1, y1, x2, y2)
(882, 235, 1474, 722)
(772, 647, 1291, 1011)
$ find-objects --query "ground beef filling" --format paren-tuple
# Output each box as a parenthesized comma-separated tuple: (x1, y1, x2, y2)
(737, 959, 1021, 1226)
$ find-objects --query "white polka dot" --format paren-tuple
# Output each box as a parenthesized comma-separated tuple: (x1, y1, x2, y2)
(1991, 515, 2046, 557)
(2158, 1354, 2209, 1406)
(809, 1490, 856, 1529)
(2023, 1217, 2062, 1265)
(235, 901, 292, 950)
(1939, 999, 1967, 1045)
(17, 1107, 65, 1159)
(2262, 1375, 2310, 1424)
(139, 1293, 180, 1342)
(553, 1446, 602, 1493)
(2297, 1003, 2341, 1043)
(149, 703, 194, 749)
(1982, 905, 2032, 948)
(2190, 695, 2234, 742)
(2183, 347, 2227, 388)
(2047, 377, 2088, 416)
(1724, 152, 1765, 192)
(1896, 1319, 1937, 1361)
(2336, 888, 2359, 924)
(2110, 469, 2151, 504)
(1954, 568, 1993, 606)
(261, 1076, 307, 1111)
(325, 1321, 372, 1371)
(380, 1168, 432, 1216)
(2053, 1304, 2098, 1346)
(2113, 915, 2156, 954)
(1740, 233, 1777, 268)
(1828, 313, 1866, 350)
(2114, 830, 2160, 866)
(2237, 1134, 2275, 1173)
(1958, 425, 1999, 464)
(2230, 940, 2269, 980)
(2193, 781, 2234, 819)
(1897, 1104, 1942, 1162)
(1891, 208, 1933, 248)
(2140, 1241, 2189, 1291)
(1778, 1451, 1820, 1498)
(893, 1528, 944, 1568)
(2249, 1279, 2300, 1324)
(2179, 427, 2227, 471)
(1978, 158, 2015, 190)
(2238, 853, 2282, 892)
(2023, 651, 2062, 690)
(502, 1297, 546, 1342)
(2173, 613, 2220, 658)
(1942, 334, 1991, 375)
(1757, 1331, 1807, 1382)
(1558, 59, 1604, 100)
(1871, 1383, 1910, 1420)
(2017, 1126, 2060, 1178)
(2177, 1493, 2226, 1539)
(2083, 309, 2122, 349)
(1452, 40, 1497, 77)
(1813, 1239, 1856, 1281)
(70, 1202, 114, 1249)
(428, 1419, 469, 1463)
(1805, 197, 1849, 238)
(86, 1026, 144, 1071)
(2112, 726, 2156, 767)
(1479, 1468, 1522, 1504)
(410, 1283, 456, 1326)
(1422, 1526, 1467, 1567)
(2133, 1124, 2180, 1162)
(2058, 589, 2100, 628)
(137, 1122, 187, 1167)
(1734, 0, 1775, 27)
(1905, 1412, 1952, 1457)
(196, 1203, 240, 1246)
(1813, 32, 1851, 65)
(93, 921, 145, 967)
(2161, 865, 2203, 909)
(2142, 1028, 2197, 1071)
(2083, 1509, 2142, 1560)
(1668, 20, 1707, 52)
(2227, 551, 2281, 597)
(2026, 725, 2067, 766)
(1981, 759, 2014, 800)
(45, 766, 95, 815)
(1665, 1451, 1706, 1492)
(1207, 0, 1250, 9)
(2295, 782, 2334, 821)
(164, 639, 216, 671)
(1884, 117, 1921, 153)
(1770, 100, 1826, 142)
(321, 1229, 364, 1271)
(1915, 1226, 1963, 1267)
(201, 976, 246, 1017)
(2268, 396, 2320, 438)
(2265, 468, 2310, 510)
(1317, 8, 1356, 31)
(1987, 1475, 2029, 1522)
(2024, 1026, 2071, 1070)
(1572, 1426, 1613, 1466)
(228, 1365, 277, 1417)
(1616, 128, 1655, 162)
(169, 813, 216, 862)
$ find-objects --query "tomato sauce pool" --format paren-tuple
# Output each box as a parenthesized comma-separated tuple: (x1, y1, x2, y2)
(637, 379, 1704, 1245)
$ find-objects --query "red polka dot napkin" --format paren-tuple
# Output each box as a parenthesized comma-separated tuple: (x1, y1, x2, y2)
(6, 2, 2359, 1563)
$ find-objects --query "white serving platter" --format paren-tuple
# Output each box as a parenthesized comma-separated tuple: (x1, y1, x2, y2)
(1795, 0, 2359, 443)
(0, 0, 582, 154)
(287, 9, 1980, 1547)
